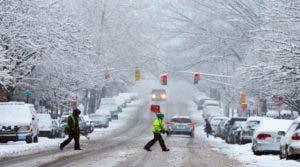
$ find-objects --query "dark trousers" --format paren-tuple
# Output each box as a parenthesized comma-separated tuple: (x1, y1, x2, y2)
(145, 133, 167, 150)
(60, 133, 80, 149)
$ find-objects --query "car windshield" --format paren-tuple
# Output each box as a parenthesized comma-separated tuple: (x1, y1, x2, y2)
(246, 120, 260, 129)
(38, 114, 52, 126)
(171, 118, 192, 123)
(151, 89, 166, 94)
(233, 121, 245, 127)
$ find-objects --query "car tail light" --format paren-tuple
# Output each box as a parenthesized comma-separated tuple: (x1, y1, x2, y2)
(188, 123, 194, 128)
(167, 122, 173, 126)
(257, 133, 271, 140)
(291, 133, 300, 140)
(19, 125, 32, 131)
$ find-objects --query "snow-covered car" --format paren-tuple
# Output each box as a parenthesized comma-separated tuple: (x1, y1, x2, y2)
(252, 119, 293, 155)
(203, 106, 224, 121)
(37, 113, 57, 138)
(210, 117, 229, 137)
(52, 119, 65, 138)
(119, 93, 133, 103)
(226, 120, 246, 144)
(150, 89, 167, 101)
(279, 117, 300, 159)
(96, 109, 112, 121)
(59, 115, 89, 135)
(113, 95, 127, 108)
(99, 105, 119, 120)
(202, 99, 220, 109)
(196, 98, 211, 110)
(214, 118, 229, 138)
(167, 116, 195, 137)
(223, 117, 247, 143)
(240, 117, 267, 144)
(82, 115, 94, 133)
(89, 114, 109, 128)
(0, 102, 39, 143)
(101, 97, 122, 113)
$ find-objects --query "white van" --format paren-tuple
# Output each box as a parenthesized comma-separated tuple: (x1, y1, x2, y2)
(0, 102, 39, 143)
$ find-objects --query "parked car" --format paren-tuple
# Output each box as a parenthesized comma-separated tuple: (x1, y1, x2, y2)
(150, 89, 167, 101)
(119, 93, 134, 103)
(252, 119, 293, 155)
(99, 105, 119, 120)
(0, 102, 39, 143)
(167, 116, 195, 137)
(223, 117, 247, 143)
(197, 98, 211, 110)
(113, 95, 127, 108)
(240, 117, 267, 144)
(210, 117, 229, 137)
(82, 115, 94, 133)
(203, 99, 220, 109)
(59, 115, 89, 135)
(215, 118, 229, 139)
(37, 113, 56, 138)
(52, 119, 65, 138)
(279, 117, 300, 159)
(203, 106, 224, 121)
(226, 120, 246, 144)
(96, 109, 112, 121)
(89, 114, 109, 128)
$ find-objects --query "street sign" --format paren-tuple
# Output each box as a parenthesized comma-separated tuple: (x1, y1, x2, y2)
(20, 91, 32, 97)
(151, 104, 160, 113)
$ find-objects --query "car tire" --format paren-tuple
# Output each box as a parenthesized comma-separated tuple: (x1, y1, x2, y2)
(26, 136, 33, 144)
(286, 146, 292, 160)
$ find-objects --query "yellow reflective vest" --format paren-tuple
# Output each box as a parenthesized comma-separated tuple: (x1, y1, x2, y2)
(151, 118, 166, 133)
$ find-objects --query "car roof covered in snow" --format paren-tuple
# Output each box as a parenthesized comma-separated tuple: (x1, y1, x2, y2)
(172, 116, 191, 119)
(246, 116, 268, 122)
(0, 102, 34, 126)
(255, 119, 293, 134)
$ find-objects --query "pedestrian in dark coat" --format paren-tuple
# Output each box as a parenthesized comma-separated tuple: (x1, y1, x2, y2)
(60, 108, 81, 150)
(204, 118, 212, 138)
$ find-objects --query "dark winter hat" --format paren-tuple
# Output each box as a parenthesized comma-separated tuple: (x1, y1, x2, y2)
(73, 108, 81, 115)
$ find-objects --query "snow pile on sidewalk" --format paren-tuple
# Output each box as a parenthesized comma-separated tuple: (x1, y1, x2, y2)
(188, 102, 300, 167)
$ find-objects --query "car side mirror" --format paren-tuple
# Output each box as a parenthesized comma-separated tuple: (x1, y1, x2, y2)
(278, 131, 286, 136)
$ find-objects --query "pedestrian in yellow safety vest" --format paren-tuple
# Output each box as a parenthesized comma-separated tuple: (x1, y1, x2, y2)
(144, 113, 170, 152)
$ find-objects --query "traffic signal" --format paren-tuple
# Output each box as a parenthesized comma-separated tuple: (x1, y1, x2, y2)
(194, 72, 200, 84)
(160, 73, 168, 85)
(240, 91, 247, 111)
(135, 67, 141, 81)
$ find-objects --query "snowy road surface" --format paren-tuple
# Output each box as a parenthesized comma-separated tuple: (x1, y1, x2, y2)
(0, 101, 239, 167)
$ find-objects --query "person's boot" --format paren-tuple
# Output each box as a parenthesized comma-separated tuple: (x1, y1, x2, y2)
(144, 146, 152, 151)
(162, 148, 170, 152)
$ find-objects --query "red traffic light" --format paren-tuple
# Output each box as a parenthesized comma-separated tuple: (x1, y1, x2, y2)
(161, 74, 168, 79)
(194, 72, 200, 79)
